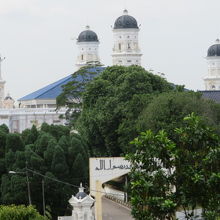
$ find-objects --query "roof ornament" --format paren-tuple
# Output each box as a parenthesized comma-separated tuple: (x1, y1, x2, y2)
(0, 55, 5, 80)
(79, 182, 85, 193)
(215, 38, 220, 44)
(123, 9, 128, 15)
(86, 25, 90, 30)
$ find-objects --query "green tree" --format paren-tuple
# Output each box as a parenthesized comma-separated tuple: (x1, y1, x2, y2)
(56, 66, 104, 124)
(137, 91, 220, 137)
(77, 65, 174, 156)
(0, 205, 47, 220)
(127, 113, 220, 220)
(5, 133, 24, 153)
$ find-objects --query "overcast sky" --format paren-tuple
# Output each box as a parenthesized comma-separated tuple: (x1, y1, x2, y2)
(0, 0, 219, 100)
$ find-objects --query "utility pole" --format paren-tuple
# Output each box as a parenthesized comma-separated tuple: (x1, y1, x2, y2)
(26, 162, 32, 205)
(42, 179, 45, 216)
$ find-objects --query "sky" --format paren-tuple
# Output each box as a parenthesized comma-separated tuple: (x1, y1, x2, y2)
(0, 0, 219, 100)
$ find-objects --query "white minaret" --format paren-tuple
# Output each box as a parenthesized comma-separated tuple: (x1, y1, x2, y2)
(112, 9, 142, 66)
(0, 56, 6, 108)
(204, 39, 220, 90)
(76, 26, 101, 69)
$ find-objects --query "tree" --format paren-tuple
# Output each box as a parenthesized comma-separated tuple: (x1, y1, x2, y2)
(0, 123, 89, 219)
(77, 65, 174, 156)
(0, 205, 47, 220)
(5, 133, 24, 153)
(56, 66, 104, 124)
(137, 91, 220, 137)
(127, 113, 220, 220)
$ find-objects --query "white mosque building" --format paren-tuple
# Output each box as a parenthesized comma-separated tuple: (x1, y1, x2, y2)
(0, 9, 219, 132)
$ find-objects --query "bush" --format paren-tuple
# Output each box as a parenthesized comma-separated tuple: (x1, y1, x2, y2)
(0, 205, 47, 220)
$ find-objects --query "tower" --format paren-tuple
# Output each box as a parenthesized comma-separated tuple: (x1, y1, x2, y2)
(204, 39, 220, 90)
(0, 56, 6, 108)
(76, 26, 101, 69)
(112, 9, 142, 66)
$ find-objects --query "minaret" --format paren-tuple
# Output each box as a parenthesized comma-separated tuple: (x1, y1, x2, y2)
(0, 56, 6, 108)
(112, 9, 142, 66)
(204, 39, 220, 90)
(76, 26, 101, 69)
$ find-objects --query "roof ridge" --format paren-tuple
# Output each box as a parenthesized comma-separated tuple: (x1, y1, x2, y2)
(34, 74, 73, 99)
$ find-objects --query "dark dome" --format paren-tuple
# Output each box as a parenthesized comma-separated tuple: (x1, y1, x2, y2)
(75, 191, 87, 199)
(4, 94, 13, 101)
(207, 39, 220, 57)
(114, 10, 138, 29)
(78, 26, 99, 43)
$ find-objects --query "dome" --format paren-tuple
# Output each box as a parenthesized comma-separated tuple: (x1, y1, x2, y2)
(114, 9, 138, 29)
(207, 39, 220, 57)
(77, 26, 99, 43)
(75, 191, 87, 199)
(4, 93, 13, 101)
(75, 183, 87, 199)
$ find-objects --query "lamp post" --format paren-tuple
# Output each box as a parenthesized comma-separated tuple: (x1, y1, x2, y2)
(9, 169, 46, 216)
(9, 170, 32, 205)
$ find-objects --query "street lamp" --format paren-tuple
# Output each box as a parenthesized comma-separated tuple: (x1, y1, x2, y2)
(9, 169, 46, 216)
(9, 170, 32, 205)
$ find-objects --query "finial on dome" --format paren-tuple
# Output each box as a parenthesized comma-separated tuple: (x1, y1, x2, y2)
(85, 25, 90, 30)
(123, 9, 128, 15)
(79, 183, 85, 193)
(215, 38, 220, 44)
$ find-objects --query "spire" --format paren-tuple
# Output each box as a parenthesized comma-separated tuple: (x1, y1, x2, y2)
(215, 38, 220, 44)
(78, 182, 85, 193)
(123, 9, 128, 15)
(0, 55, 6, 81)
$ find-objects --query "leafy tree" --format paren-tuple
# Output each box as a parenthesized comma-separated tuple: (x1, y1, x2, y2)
(137, 91, 220, 137)
(0, 205, 47, 220)
(77, 65, 174, 156)
(22, 126, 39, 145)
(0, 123, 89, 219)
(0, 124, 9, 134)
(56, 66, 104, 124)
(51, 146, 69, 179)
(127, 113, 220, 220)
(5, 133, 24, 152)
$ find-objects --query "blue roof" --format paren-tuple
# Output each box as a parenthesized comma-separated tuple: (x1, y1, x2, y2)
(200, 90, 220, 103)
(18, 67, 105, 101)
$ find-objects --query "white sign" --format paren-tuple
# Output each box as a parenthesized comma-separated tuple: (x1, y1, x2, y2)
(89, 157, 131, 196)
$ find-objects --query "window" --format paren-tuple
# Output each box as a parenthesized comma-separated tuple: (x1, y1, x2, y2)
(118, 60, 122, 63)
(81, 55, 84, 60)
(212, 85, 216, 89)
(128, 43, 131, 49)
(127, 36, 130, 38)
(127, 60, 132, 63)
(119, 43, 121, 50)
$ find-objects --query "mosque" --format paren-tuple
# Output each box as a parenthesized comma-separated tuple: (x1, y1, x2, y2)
(0, 9, 219, 132)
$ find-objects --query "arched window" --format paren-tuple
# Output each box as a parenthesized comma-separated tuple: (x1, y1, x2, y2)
(119, 43, 121, 50)
(81, 55, 84, 60)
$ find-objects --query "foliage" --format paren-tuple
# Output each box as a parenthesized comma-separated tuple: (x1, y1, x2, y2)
(0, 205, 47, 220)
(0, 124, 89, 220)
(137, 91, 220, 137)
(56, 66, 103, 124)
(127, 113, 220, 220)
(77, 65, 174, 156)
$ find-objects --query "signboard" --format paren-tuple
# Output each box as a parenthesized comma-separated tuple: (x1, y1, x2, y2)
(89, 157, 131, 196)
